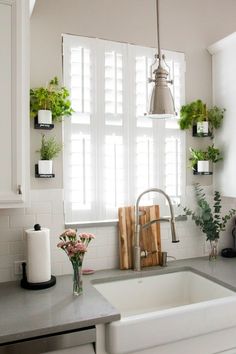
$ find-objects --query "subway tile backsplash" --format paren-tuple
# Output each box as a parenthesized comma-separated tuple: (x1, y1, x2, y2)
(0, 188, 235, 283)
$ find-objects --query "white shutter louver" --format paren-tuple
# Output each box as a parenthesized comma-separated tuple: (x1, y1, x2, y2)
(63, 35, 185, 223)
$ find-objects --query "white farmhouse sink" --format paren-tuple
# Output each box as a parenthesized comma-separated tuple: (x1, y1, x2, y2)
(94, 270, 236, 354)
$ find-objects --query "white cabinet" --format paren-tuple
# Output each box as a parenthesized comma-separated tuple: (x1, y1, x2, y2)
(208, 33, 236, 197)
(0, 0, 29, 208)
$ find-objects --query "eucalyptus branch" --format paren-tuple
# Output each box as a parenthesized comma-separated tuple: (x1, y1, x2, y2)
(182, 184, 236, 241)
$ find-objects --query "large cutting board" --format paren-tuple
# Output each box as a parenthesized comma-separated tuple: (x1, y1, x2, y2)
(118, 205, 161, 269)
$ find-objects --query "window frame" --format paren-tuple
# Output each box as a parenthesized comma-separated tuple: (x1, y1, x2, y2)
(62, 34, 186, 223)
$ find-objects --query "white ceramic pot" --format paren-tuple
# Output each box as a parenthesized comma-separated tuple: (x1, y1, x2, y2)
(197, 160, 209, 173)
(38, 110, 52, 124)
(197, 121, 208, 135)
(38, 160, 53, 175)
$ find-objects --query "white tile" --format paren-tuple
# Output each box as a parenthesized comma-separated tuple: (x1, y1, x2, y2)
(51, 262, 63, 276)
(83, 258, 107, 271)
(26, 201, 52, 215)
(83, 247, 97, 259)
(36, 213, 52, 228)
(0, 215, 9, 228)
(97, 245, 118, 259)
(51, 249, 67, 262)
(0, 268, 13, 283)
(52, 200, 64, 214)
(92, 233, 110, 247)
(9, 241, 25, 255)
(10, 215, 36, 228)
(51, 214, 65, 228)
(0, 255, 20, 267)
(107, 256, 119, 269)
(0, 228, 23, 241)
(30, 189, 63, 202)
(0, 208, 25, 216)
(0, 242, 9, 256)
(61, 261, 73, 275)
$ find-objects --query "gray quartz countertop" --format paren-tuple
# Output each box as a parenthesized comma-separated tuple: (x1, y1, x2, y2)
(1, 256, 236, 345)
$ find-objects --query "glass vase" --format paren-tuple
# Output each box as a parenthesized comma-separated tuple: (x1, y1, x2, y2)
(71, 262, 83, 296)
(209, 239, 218, 261)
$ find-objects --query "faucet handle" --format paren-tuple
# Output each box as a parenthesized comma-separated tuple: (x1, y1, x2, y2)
(138, 210, 146, 217)
(140, 249, 157, 258)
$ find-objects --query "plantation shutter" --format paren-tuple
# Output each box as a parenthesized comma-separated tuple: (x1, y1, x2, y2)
(63, 34, 185, 223)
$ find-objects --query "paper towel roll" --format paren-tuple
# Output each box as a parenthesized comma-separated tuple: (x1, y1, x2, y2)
(25, 228, 51, 283)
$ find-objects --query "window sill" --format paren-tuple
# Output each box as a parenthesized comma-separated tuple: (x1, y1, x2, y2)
(65, 215, 187, 229)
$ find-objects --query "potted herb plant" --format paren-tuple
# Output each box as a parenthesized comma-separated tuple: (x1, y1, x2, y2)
(30, 77, 73, 124)
(37, 135, 62, 174)
(179, 99, 225, 137)
(183, 183, 236, 260)
(189, 145, 222, 173)
(207, 106, 226, 137)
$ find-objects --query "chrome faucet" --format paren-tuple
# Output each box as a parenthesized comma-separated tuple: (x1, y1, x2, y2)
(133, 188, 179, 271)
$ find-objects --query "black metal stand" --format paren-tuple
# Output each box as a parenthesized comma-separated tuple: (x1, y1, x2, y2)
(21, 262, 56, 290)
(21, 276, 56, 290)
(35, 164, 55, 178)
(34, 116, 54, 130)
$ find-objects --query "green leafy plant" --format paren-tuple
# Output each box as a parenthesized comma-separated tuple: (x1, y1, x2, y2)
(179, 99, 225, 136)
(179, 100, 207, 130)
(189, 145, 223, 169)
(38, 135, 62, 160)
(30, 77, 74, 122)
(183, 184, 236, 241)
(207, 106, 226, 136)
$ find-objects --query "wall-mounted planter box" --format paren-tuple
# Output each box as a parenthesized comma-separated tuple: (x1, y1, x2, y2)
(35, 164, 55, 178)
(192, 123, 211, 137)
(34, 117, 54, 130)
(192, 162, 213, 175)
(198, 160, 209, 173)
(193, 171, 213, 175)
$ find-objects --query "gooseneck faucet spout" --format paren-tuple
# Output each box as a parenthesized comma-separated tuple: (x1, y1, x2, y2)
(133, 188, 179, 271)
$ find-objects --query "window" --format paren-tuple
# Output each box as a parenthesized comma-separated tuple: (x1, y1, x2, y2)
(63, 34, 186, 223)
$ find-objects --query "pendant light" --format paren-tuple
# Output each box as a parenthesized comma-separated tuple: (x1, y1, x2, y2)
(147, 0, 176, 118)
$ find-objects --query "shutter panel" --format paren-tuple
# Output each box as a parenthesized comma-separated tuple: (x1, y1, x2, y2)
(63, 35, 185, 223)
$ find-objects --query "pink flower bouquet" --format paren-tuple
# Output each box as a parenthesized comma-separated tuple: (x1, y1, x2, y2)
(57, 229, 95, 295)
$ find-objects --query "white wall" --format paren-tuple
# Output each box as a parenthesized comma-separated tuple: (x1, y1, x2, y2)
(30, 0, 236, 189)
(1, 0, 236, 283)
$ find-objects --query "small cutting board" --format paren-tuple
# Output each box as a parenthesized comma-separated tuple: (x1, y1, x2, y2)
(118, 205, 161, 269)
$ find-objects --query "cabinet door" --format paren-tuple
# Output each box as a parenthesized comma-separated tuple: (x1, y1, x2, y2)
(0, 0, 29, 208)
(210, 35, 236, 197)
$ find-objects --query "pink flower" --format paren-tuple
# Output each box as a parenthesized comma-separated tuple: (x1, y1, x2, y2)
(65, 228, 77, 237)
(79, 232, 95, 239)
(67, 244, 73, 252)
(75, 242, 87, 252)
(60, 228, 77, 238)
(57, 241, 66, 248)
(58, 229, 95, 263)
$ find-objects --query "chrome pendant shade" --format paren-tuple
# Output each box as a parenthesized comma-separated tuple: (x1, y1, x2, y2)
(147, 0, 176, 118)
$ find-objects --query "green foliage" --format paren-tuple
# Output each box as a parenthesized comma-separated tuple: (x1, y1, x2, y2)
(208, 106, 226, 134)
(179, 100, 207, 130)
(30, 77, 74, 122)
(179, 99, 225, 135)
(38, 135, 62, 160)
(189, 145, 223, 169)
(183, 184, 236, 241)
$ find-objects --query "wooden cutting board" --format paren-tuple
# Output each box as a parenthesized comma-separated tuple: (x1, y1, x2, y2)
(118, 205, 161, 269)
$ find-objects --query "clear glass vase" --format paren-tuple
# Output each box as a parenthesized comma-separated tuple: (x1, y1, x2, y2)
(71, 262, 83, 296)
(209, 239, 218, 261)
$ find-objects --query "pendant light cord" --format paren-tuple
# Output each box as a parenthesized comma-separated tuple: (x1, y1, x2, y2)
(156, 0, 161, 61)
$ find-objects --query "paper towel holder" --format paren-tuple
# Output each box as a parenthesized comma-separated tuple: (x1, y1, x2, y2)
(21, 224, 56, 290)
(21, 262, 56, 290)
